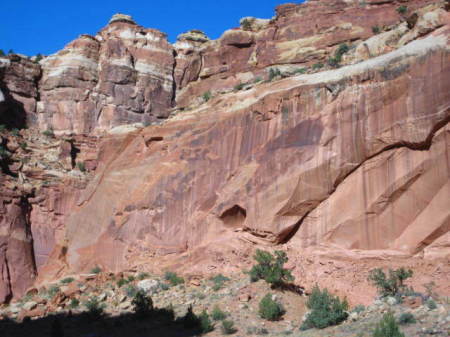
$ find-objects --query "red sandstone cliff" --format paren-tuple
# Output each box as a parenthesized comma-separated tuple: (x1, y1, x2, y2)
(0, 0, 449, 304)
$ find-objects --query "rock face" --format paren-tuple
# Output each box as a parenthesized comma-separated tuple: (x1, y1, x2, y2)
(0, 187, 36, 303)
(0, 0, 449, 303)
(37, 15, 175, 134)
(0, 55, 40, 128)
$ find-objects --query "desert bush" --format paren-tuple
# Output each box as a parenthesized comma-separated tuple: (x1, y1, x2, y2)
(210, 273, 230, 291)
(164, 271, 184, 286)
(137, 272, 150, 280)
(372, 312, 405, 337)
(60, 277, 75, 284)
(397, 6, 407, 14)
(0, 50, 4, 57)
(253, 76, 263, 83)
(353, 304, 365, 313)
(124, 284, 138, 297)
(368, 268, 413, 297)
(259, 293, 284, 321)
(328, 43, 350, 68)
(47, 285, 60, 298)
(301, 285, 348, 330)
(199, 310, 214, 333)
(312, 63, 324, 70)
(77, 162, 86, 172)
(268, 68, 282, 81)
(234, 82, 245, 91)
(212, 305, 227, 321)
(69, 298, 80, 309)
(294, 67, 307, 74)
(397, 312, 415, 325)
(42, 129, 54, 137)
(249, 249, 294, 287)
(90, 266, 101, 274)
(132, 290, 153, 317)
(221, 319, 237, 334)
(117, 278, 128, 287)
(241, 18, 252, 31)
(84, 296, 105, 317)
(426, 298, 437, 310)
(202, 91, 212, 102)
(372, 26, 381, 34)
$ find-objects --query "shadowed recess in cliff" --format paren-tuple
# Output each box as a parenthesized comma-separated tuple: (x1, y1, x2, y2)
(219, 205, 247, 228)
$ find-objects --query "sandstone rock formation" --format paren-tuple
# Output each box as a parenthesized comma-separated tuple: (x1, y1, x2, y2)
(0, 0, 448, 304)
(37, 15, 174, 134)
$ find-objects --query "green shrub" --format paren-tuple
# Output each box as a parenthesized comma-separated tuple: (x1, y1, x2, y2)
(42, 129, 54, 137)
(426, 298, 437, 310)
(312, 63, 324, 70)
(127, 275, 135, 282)
(210, 273, 230, 291)
(212, 305, 227, 321)
(241, 18, 252, 31)
(69, 298, 80, 309)
(159, 283, 170, 291)
(372, 26, 381, 34)
(328, 43, 350, 68)
(396, 6, 407, 14)
(90, 266, 102, 274)
(253, 76, 263, 83)
(117, 278, 128, 288)
(368, 268, 413, 297)
(164, 271, 184, 286)
(132, 290, 153, 317)
(124, 284, 138, 297)
(221, 319, 237, 334)
(372, 312, 405, 337)
(137, 272, 150, 280)
(84, 296, 105, 317)
(234, 82, 245, 91)
(77, 162, 86, 172)
(268, 68, 282, 81)
(249, 249, 294, 287)
(200, 310, 214, 333)
(35, 54, 43, 63)
(353, 304, 365, 313)
(60, 277, 75, 284)
(397, 312, 415, 325)
(202, 91, 212, 102)
(47, 285, 60, 298)
(300, 285, 349, 330)
(259, 293, 284, 321)
(294, 67, 307, 74)
(0, 50, 4, 57)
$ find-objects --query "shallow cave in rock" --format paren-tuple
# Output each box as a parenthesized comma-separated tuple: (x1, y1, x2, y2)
(219, 204, 247, 228)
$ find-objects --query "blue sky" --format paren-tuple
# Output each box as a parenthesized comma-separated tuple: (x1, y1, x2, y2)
(1, 0, 302, 56)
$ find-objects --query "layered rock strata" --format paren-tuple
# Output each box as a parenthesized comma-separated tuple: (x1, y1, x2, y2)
(0, 0, 448, 303)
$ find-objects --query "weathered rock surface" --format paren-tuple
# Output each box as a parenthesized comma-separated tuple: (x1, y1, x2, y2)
(0, 187, 36, 303)
(0, 55, 41, 128)
(56, 23, 449, 283)
(37, 15, 175, 134)
(0, 0, 448, 304)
